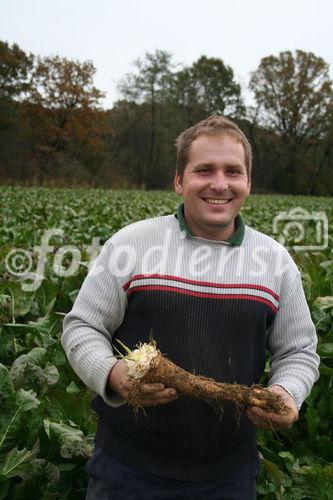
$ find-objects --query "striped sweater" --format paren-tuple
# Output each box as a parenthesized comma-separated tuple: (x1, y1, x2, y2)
(61, 208, 319, 480)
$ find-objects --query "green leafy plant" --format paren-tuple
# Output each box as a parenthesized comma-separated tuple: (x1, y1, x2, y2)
(0, 187, 332, 498)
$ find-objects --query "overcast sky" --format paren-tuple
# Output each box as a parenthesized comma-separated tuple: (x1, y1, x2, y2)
(1, 0, 332, 108)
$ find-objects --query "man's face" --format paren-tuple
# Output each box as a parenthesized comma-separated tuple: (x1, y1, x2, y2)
(174, 134, 251, 241)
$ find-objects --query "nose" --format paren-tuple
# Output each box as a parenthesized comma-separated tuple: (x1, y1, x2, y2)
(209, 171, 229, 192)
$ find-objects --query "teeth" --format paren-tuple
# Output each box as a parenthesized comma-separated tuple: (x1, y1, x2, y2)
(205, 198, 230, 205)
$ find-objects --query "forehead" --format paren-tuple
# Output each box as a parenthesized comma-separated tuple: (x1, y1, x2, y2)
(188, 133, 246, 165)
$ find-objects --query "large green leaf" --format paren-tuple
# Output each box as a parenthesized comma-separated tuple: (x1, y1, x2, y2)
(0, 443, 60, 500)
(43, 419, 93, 458)
(0, 389, 40, 452)
(0, 441, 39, 480)
(0, 281, 34, 323)
(15, 388, 40, 414)
(9, 347, 59, 389)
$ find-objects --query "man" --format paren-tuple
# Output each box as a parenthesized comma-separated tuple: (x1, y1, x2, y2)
(62, 115, 319, 499)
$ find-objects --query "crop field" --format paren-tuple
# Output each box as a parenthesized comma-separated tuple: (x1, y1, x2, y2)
(0, 186, 332, 499)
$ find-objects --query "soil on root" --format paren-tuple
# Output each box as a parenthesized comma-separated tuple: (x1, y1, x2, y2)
(127, 351, 288, 416)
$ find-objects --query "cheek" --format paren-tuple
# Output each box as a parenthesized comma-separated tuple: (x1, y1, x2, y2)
(235, 181, 250, 196)
(243, 186, 251, 197)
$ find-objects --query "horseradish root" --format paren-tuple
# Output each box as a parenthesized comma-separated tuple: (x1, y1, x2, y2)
(119, 342, 287, 415)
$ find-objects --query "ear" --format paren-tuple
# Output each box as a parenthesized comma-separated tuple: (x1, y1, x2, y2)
(174, 170, 183, 195)
(246, 179, 251, 196)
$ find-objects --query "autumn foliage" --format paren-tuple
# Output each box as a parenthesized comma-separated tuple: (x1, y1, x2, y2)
(1, 40, 332, 194)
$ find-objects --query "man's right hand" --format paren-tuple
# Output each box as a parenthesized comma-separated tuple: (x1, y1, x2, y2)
(108, 360, 178, 407)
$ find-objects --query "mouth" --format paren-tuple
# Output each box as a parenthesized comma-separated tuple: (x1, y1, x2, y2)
(202, 197, 232, 205)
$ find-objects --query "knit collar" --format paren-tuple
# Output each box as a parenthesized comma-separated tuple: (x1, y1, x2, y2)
(176, 203, 245, 246)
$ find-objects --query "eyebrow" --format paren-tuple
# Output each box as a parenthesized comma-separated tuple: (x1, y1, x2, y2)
(192, 162, 246, 169)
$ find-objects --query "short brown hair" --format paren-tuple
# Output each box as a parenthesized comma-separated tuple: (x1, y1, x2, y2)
(175, 115, 252, 179)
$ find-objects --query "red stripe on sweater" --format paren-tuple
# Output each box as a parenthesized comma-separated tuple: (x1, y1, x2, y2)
(126, 284, 278, 313)
(123, 274, 280, 301)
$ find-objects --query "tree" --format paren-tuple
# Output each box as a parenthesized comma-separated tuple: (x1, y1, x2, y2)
(0, 46, 114, 187)
(24, 56, 107, 181)
(171, 56, 244, 121)
(118, 50, 175, 188)
(30, 55, 104, 110)
(249, 50, 333, 193)
(119, 49, 173, 104)
(0, 41, 34, 183)
(250, 50, 332, 142)
(115, 52, 246, 188)
(0, 40, 33, 101)
(28, 55, 105, 154)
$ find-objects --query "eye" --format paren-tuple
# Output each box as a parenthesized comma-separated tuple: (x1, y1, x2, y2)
(196, 167, 211, 174)
(227, 167, 242, 175)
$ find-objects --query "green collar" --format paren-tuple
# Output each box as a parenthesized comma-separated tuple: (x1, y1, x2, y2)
(176, 203, 245, 246)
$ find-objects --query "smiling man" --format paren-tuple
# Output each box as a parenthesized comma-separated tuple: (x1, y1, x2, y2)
(174, 133, 251, 241)
(62, 115, 319, 499)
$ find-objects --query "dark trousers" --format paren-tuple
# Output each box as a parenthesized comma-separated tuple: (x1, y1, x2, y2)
(85, 446, 260, 500)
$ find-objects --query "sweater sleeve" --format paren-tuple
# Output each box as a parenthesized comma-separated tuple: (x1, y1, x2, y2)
(61, 240, 128, 407)
(267, 270, 320, 409)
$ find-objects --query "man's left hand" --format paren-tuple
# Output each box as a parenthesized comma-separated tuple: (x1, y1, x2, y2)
(246, 385, 298, 431)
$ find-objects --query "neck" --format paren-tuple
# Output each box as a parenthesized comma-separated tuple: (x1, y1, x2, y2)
(185, 210, 236, 242)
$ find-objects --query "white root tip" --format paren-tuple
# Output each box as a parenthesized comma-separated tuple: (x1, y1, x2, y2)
(123, 343, 159, 379)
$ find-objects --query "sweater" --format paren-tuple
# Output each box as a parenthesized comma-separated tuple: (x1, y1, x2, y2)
(61, 208, 319, 481)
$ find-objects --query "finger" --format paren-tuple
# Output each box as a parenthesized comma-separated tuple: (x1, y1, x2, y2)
(248, 406, 288, 423)
(246, 411, 270, 429)
(141, 388, 177, 401)
(139, 388, 178, 406)
(260, 412, 294, 428)
(247, 408, 276, 428)
(248, 416, 277, 430)
(247, 408, 292, 431)
(140, 383, 166, 394)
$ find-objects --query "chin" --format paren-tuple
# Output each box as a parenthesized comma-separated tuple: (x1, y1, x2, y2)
(204, 217, 230, 227)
